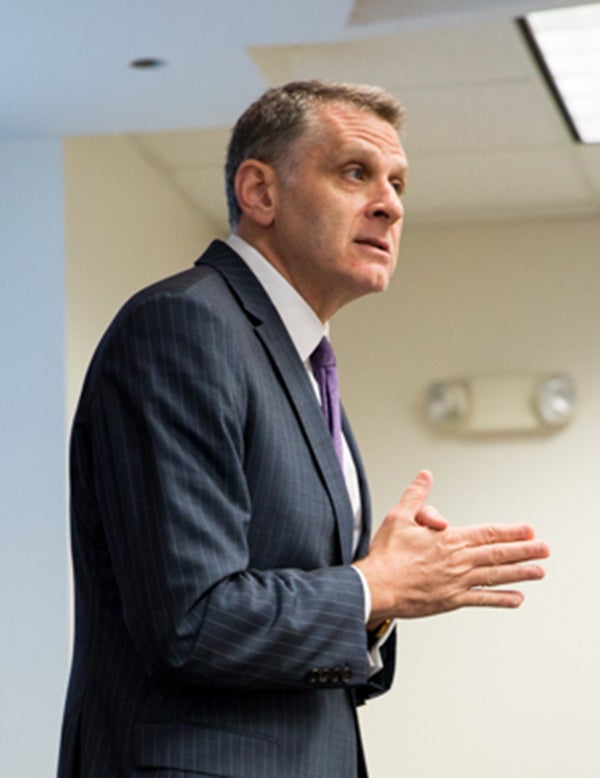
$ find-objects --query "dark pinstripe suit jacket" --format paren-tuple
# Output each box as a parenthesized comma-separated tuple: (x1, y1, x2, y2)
(57, 240, 395, 778)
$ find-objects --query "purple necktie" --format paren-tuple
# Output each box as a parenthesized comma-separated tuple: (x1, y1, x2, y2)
(310, 337, 343, 467)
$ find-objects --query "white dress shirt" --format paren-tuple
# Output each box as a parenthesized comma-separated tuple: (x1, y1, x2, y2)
(227, 235, 362, 548)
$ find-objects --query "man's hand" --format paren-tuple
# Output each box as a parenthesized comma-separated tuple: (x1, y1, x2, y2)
(353, 470, 550, 629)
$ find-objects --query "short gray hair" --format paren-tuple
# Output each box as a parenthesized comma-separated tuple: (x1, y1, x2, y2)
(224, 80, 404, 229)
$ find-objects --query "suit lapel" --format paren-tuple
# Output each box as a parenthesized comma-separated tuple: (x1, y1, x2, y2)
(342, 411, 371, 560)
(255, 318, 357, 565)
(197, 241, 356, 564)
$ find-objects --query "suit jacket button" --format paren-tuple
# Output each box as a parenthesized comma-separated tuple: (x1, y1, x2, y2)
(341, 666, 352, 683)
(306, 668, 320, 684)
(329, 667, 342, 683)
(318, 668, 331, 684)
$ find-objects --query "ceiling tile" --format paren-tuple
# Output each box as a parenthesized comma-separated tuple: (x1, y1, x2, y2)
(347, 0, 595, 27)
(405, 146, 599, 223)
(400, 79, 568, 153)
(250, 21, 535, 88)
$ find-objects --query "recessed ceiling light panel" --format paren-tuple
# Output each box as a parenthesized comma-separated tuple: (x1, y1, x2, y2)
(521, 3, 600, 144)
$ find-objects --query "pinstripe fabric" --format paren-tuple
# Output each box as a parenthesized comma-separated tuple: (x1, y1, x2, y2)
(57, 240, 395, 777)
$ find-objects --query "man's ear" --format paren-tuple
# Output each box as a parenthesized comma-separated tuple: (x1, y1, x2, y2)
(234, 160, 277, 227)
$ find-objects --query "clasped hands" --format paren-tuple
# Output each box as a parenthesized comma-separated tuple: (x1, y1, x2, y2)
(353, 470, 550, 629)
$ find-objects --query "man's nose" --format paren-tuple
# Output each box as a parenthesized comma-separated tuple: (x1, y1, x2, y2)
(369, 181, 404, 222)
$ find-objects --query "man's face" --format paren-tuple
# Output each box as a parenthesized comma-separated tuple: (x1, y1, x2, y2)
(266, 102, 407, 321)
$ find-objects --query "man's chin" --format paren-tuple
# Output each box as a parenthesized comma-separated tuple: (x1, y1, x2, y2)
(362, 266, 393, 294)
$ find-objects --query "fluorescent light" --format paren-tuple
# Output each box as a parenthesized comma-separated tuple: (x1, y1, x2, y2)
(523, 3, 600, 143)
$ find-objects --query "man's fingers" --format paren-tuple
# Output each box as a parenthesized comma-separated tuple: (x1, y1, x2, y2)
(468, 538, 550, 568)
(466, 561, 546, 589)
(415, 504, 448, 531)
(458, 523, 540, 547)
(461, 588, 526, 609)
(396, 470, 434, 517)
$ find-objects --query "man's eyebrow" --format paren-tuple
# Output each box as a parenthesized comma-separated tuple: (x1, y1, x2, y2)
(338, 142, 407, 172)
(392, 160, 408, 176)
(338, 142, 379, 159)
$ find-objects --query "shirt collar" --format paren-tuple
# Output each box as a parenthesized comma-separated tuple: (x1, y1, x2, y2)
(227, 234, 328, 363)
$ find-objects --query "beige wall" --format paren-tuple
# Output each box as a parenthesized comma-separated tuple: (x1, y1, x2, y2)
(335, 218, 600, 777)
(64, 135, 221, 418)
(64, 137, 600, 777)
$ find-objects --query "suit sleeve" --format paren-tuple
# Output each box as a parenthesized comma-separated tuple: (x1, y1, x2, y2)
(78, 289, 372, 691)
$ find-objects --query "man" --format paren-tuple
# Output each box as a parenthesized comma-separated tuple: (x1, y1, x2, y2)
(57, 81, 549, 777)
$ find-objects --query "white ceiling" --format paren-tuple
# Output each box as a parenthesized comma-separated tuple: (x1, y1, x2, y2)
(4, 0, 600, 230)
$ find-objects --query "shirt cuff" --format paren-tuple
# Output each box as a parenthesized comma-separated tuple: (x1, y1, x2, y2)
(350, 565, 396, 678)
(350, 564, 371, 623)
(366, 617, 395, 677)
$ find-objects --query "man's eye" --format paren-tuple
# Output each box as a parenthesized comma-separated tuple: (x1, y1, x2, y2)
(391, 180, 405, 196)
(346, 166, 364, 181)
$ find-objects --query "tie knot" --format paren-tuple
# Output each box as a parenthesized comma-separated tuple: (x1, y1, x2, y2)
(310, 337, 336, 372)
